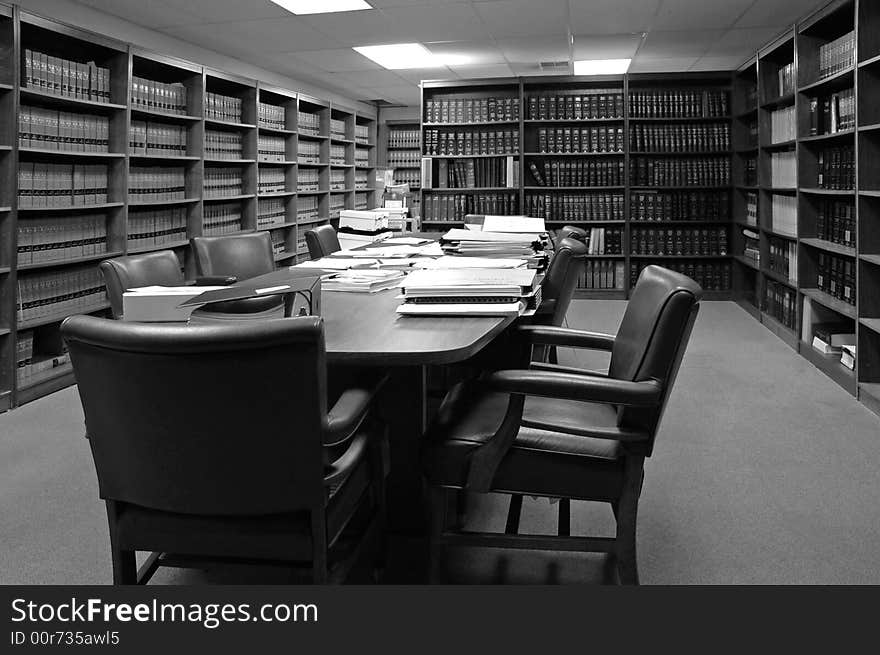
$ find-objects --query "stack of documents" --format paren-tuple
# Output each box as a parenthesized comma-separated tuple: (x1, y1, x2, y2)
(397, 268, 540, 316)
(339, 209, 390, 232)
(295, 258, 379, 270)
(413, 256, 528, 270)
(464, 215, 547, 234)
(322, 269, 404, 293)
(440, 228, 548, 261)
(122, 285, 227, 322)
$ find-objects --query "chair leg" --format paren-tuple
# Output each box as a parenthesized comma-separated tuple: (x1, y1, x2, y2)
(110, 547, 137, 585)
(548, 345, 558, 365)
(505, 494, 523, 534)
(615, 457, 644, 586)
(427, 486, 449, 583)
(557, 498, 570, 537)
(310, 510, 328, 584)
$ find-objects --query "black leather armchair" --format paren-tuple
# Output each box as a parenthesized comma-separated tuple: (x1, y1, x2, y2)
(100, 250, 186, 320)
(552, 225, 587, 248)
(61, 315, 388, 584)
(421, 265, 702, 584)
(305, 225, 342, 260)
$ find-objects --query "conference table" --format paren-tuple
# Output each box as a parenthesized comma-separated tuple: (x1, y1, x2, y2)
(237, 243, 521, 533)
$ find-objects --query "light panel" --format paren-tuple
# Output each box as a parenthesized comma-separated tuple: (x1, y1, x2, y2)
(270, 0, 372, 15)
(573, 58, 632, 75)
(353, 43, 465, 69)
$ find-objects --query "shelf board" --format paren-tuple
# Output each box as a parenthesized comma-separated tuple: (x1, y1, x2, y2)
(801, 288, 857, 319)
(258, 191, 297, 198)
(355, 142, 375, 148)
(257, 221, 297, 231)
(735, 185, 758, 191)
(330, 163, 353, 168)
(798, 66, 854, 95)
(129, 154, 200, 161)
(355, 165, 375, 170)
(548, 220, 626, 225)
(630, 219, 730, 225)
(628, 115, 730, 122)
(204, 118, 256, 130)
(524, 186, 625, 191)
(762, 138, 797, 151)
(859, 318, 880, 335)
(800, 237, 855, 257)
(297, 216, 330, 226)
(204, 158, 256, 164)
(573, 289, 628, 299)
(629, 185, 730, 191)
(18, 202, 124, 212)
(19, 147, 125, 159)
(273, 251, 298, 262)
(18, 301, 111, 330)
(629, 150, 729, 156)
(735, 146, 759, 154)
(15, 364, 77, 406)
(0, 327, 10, 336)
(329, 188, 354, 193)
(127, 240, 189, 254)
(858, 123, 880, 134)
(524, 151, 623, 157)
(297, 189, 326, 195)
(297, 160, 329, 166)
(128, 197, 200, 207)
(18, 250, 123, 270)
(386, 146, 421, 150)
(330, 137, 354, 144)
(583, 254, 624, 259)
(798, 129, 854, 143)
(860, 254, 880, 267)
(130, 107, 201, 122)
(629, 254, 729, 260)
(0, 266, 10, 275)
(733, 254, 759, 271)
(760, 93, 795, 110)
(859, 190, 880, 198)
(735, 107, 758, 119)
(424, 121, 520, 127)
(859, 53, 880, 69)
(258, 126, 296, 135)
(424, 153, 519, 158)
(526, 117, 623, 124)
(761, 227, 797, 240)
(203, 194, 255, 202)
(732, 220, 759, 229)
(761, 266, 797, 287)
(800, 340, 857, 395)
(762, 186, 797, 194)
(799, 187, 854, 196)
(20, 87, 126, 112)
(298, 133, 329, 141)
(424, 187, 515, 193)
(258, 159, 297, 165)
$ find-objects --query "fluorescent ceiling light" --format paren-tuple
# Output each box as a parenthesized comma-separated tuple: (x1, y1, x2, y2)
(573, 58, 632, 75)
(270, 0, 372, 15)
(353, 43, 461, 69)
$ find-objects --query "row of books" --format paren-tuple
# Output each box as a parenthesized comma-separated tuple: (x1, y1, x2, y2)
(259, 135, 287, 162)
(131, 76, 188, 115)
(387, 150, 420, 168)
(129, 166, 186, 203)
(205, 92, 243, 124)
(817, 145, 855, 190)
(295, 232, 308, 256)
(330, 144, 346, 165)
(23, 49, 111, 103)
(424, 129, 519, 156)
(388, 129, 419, 150)
(777, 62, 795, 98)
(18, 163, 109, 208)
(630, 227, 729, 256)
(329, 195, 345, 220)
(17, 214, 108, 265)
(816, 199, 855, 248)
(584, 227, 623, 255)
(258, 168, 286, 194)
(629, 124, 730, 153)
(203, 202, 242, 236)
(630, 261, 731, 291)
(19, 106, 110, 152)
(15, 331, 72, 389)
(808, 89, 855, 136)
(257, 197, 286, 229)
(630, 190, 730, 222)
(817, 252, 856, 306)
(745, 191, 758, 226)
(270, 231, 286, 257)
(744, 156, 757, 187)
(770, 151, 797, 188)
(770, 105, 796, 144)
(129, 121, 188, 157)
(297, 196, 319, 222)
(525, 192, 624, 223)
(771, 194, 797, 236)
(330, 169, 345, 190)
(206, 130, 244, 159)
(528, 159, 625, 187)
(741, 228, 760, 266)
(431, 157, 517, 189)
(355, 171, 371, 189)
(536, 126, 624, 154)
(16, 266, 106, 323)
(579, 260, 627, 291)
(527, 92, 624, 121)
(628, 90, 728, 118)
(127, 207, 187, 250)
(298, 168, 319, 191)
(355, 149, 370, 166)
(257, 102, 286, 131)
(355, 124, 370, 145)
(765, 281, 797, 330)
(394, 169, 420, 189)
(204, 167, 245, 199)
(424, 97, 520, 124)
(330, 118, 346, 139)
(818, 31, 855, 81)
(298, 140, 321, 162)
(299, 111, 321, 136)
(809, 318, 855, 369)
(629, 157, 731, 187)
(422, 193, 518, 223)
(768, 237, 798, 283)
(354, 193, 369, 210)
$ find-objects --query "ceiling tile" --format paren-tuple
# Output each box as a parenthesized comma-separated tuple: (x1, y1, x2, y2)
(653, 0, 755, 31)
(508, 62, 570, 76)
(573, 34, 643, 60)
(73, 0, 204, 29)
(629, 56, 699, 73)
(369, 85, 422, 103)
(449, 63, 516, 80)
(425, 41, 507, 66)
(295, 9, 406, 47)
(704, 27, 786, 57)
(734, 0, 826, 29)
(159, 18, 342, 53)
(285, 49, 383, 73)
(495, 35, 571, 64)
(472, 0, 569, 39)
(394, 67, 455, 84)
(690, 55, 750, 71)
(638, 30, 725, 58)
(158, 0, 291, 24)
(323, 69, 410, 88)
(568, 0, 661, 35)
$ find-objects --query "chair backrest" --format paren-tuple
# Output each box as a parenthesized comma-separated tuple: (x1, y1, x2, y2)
(99, 250, 185, 320)
(61, 315, 328, 515)
(555, 225, 587, 244)
(305, 225, 341, 260)
(608, 265, 702, 452)
(191, 232, 275, 280)
(541, 236, 587, 326)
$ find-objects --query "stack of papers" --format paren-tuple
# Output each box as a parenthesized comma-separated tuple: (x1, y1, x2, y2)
(440, 228, 547, 260)
(413, 256, 528, 270)
(322, 269, 404, 293)
(397, 268, 540, 317)
(295, 258, 379, 270)
(122, 285, 227, 322)
(339, 209, 390, 232)
(464, 215, 547, 234)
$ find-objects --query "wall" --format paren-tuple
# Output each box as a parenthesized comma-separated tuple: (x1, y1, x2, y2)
(14, 0, 376, 114)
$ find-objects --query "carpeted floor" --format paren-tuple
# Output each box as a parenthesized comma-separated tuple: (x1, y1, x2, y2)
(2, 300, 879, 584)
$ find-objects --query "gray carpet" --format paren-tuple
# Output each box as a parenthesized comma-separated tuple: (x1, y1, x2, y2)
(2, 301, 879, 584)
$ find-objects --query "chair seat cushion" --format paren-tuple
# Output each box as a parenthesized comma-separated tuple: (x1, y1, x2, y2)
(422, 383, 640, 501)
(115, 456, 371, 561)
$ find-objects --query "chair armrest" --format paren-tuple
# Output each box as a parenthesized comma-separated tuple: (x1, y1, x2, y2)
(192, 275, 237, 286)
(323, 374, 388, 447)
(483, 369, 662, 406)
(324, 432, 368, 487)
(533, 298, 556, 316)
(530, 362, 608, 377)
(516, 325, 616, 351)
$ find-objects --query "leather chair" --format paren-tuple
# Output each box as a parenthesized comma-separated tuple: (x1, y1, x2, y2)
(190, 232, 283, 315)
(100, 250, 186, 320)
(61, 315, 388, 584)
(552, 225, 587, 249)
(305, 224, 342, 260)
(421, 265, 702, 584)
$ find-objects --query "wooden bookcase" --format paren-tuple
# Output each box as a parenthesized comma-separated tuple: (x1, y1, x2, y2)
(419, 74, 734, 300)
(0, 5, 377, 411)
(380, 119, 421, 217)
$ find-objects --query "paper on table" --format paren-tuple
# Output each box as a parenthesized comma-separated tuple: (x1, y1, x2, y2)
(415, 242, 444, 256)
(442, 228, 541, 243)
(413, 256, 528, 270)
(361, 245, 424, 257)
(382, 237, 432, 245)
(126, 285, 228, 294)
(397, 301, 524, 317)
(482, 215, 546, 233)
(294, 258, 379, 270)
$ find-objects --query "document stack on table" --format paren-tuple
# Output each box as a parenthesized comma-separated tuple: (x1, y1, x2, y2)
(439, 228, 549, 267)
(337, 209, 393, 250)
(396, 268, 541, 316)
(322, 269, 404, 293)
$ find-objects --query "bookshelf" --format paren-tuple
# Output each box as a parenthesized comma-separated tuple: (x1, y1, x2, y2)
(0, 6, 377, 410)
(382, 119, 421, 217)
(419, 74, 733, 299)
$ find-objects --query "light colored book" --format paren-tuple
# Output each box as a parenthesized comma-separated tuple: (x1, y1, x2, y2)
(122, 285, 227, 322)
(397, 301, 524, 317)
